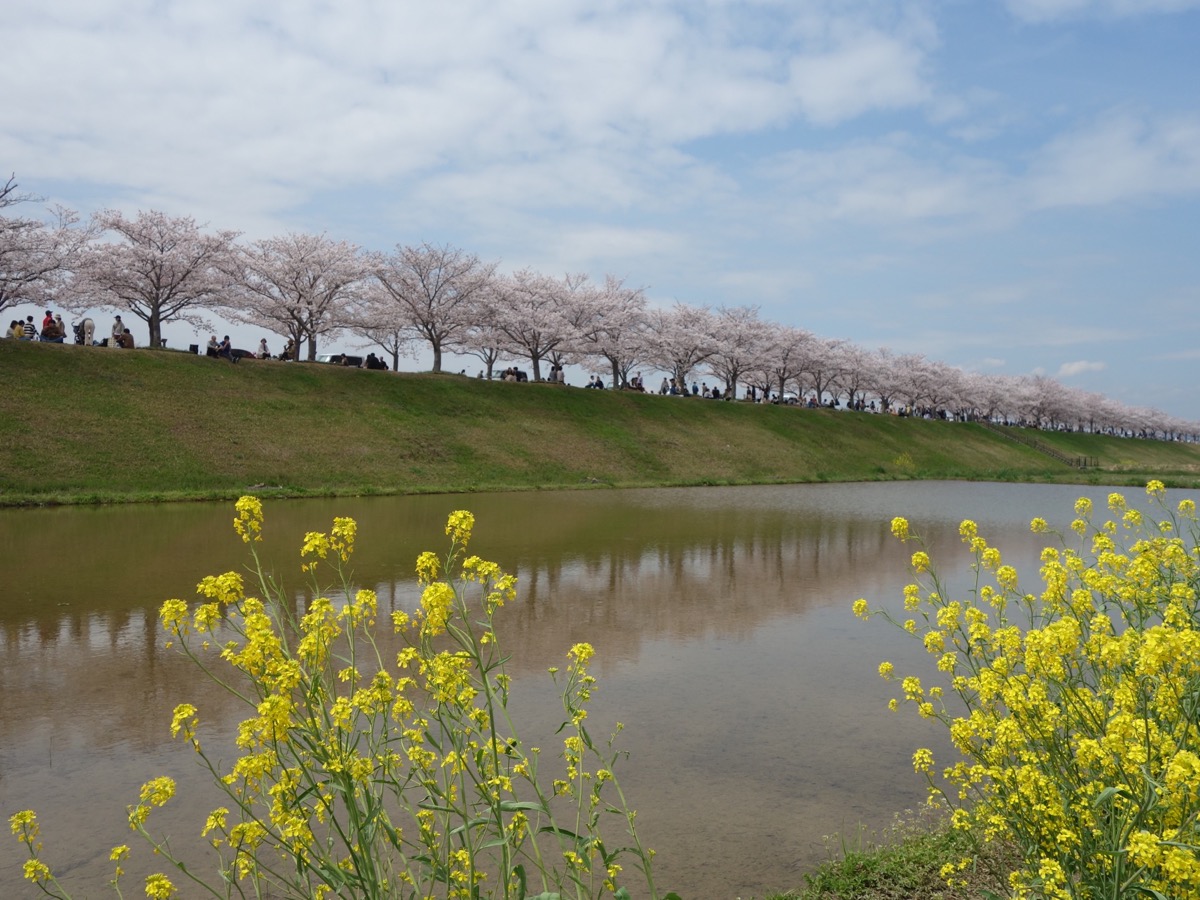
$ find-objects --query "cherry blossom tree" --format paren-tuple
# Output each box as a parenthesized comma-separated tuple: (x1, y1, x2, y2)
(76, 209, 237, 347)
(704, 305, 770, 398)
(749, 325, 814, 400)
(568, 275, 648, 388)
(919, 359, 967, 419)
(458, 278, 511, 379)
(863, 348, 902, 413)
(369, 243, 496, 374)
(343, 289, 419, 370)
(641, 302, 718, 389)
(831, 342, 875, 408)
(491, 269, 572, 381)
(800, 337, 850, 404)
(0, 176, 94, 315)
(225, 233, 366, 361)
(540, 272, 599, 375)
(1013, 374, 1063, 429)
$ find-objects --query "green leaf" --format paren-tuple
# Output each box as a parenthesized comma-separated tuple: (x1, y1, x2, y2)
(537, 824, 582, 842)
(1092, 785, 1130, 807)
(499, 800, 549, 813)
(449, 816, 490, 836)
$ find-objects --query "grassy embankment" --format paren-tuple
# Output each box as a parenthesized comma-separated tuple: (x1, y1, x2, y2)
(3, 338, 1200, 506)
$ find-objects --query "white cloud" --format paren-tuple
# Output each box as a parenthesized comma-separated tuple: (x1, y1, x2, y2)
(4, 1, 940, 224)
(758, 135, 1017, 233)
(1057, 360, 1107, 377)
(787, 28, 932, 124)
(1027, 111, 1200, 209)
(750, 106, 1200, 241)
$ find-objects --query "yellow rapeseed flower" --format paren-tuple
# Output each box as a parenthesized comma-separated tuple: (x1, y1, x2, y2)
(23, 859, 51, 883)
(891, 517, 910, 541)
(159, 599, 189, 636)
(139, 776, 176, 808)
(300, 531, 330, 567)
(170, 704, 197, 739)
(329, 516, 357, 561)
(233, 496, 263, 543)
(913, 748, 935, 772)
(145, 873, 177, 899)
(566, 643, 595, 667)
(446, 510, 475, 545)
(419, 582, 455, 636)
(415, 550, 440, 584)
(196, 571, 244, 605)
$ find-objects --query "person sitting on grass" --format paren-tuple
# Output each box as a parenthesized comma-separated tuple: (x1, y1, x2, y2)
(217, 335, 238, 363)
(40, 318, 66, 343)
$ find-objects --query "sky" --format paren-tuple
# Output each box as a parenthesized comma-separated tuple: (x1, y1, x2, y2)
(6, 0, 1200, 421)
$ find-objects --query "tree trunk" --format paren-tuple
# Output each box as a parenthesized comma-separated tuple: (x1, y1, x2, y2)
(149, 309, 162, 348)
(431, 343, 443, 374)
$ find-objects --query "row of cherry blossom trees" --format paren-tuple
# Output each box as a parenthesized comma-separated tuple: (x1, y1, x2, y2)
(2, 182, 1196, 440)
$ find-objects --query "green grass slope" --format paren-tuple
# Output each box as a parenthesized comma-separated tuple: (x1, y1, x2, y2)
(3, 340, 1198, 504)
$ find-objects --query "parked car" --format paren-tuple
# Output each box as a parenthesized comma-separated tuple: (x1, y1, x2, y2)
(316, 353, 364, 367)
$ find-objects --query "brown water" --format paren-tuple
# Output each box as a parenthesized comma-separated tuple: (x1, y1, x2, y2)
(0, 481, 1157, 898)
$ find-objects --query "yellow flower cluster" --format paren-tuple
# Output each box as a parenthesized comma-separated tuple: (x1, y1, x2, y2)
(10, 502, 665, 900)
(233, 495, 263, 544)
(867, 484, 1200, 898)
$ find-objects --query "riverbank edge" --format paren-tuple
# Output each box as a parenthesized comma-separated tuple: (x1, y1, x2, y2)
(2, 467, 1193, 509)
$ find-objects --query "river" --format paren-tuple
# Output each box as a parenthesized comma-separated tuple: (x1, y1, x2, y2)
(0, 481, 1175, 897)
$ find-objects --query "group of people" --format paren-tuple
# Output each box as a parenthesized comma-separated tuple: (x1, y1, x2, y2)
(206, 334, 286, 363)
(655, 377, 724, 400)
(5, 311, 134, 347)
(7, 310, 68, 342)
(206, 335, 240, 363)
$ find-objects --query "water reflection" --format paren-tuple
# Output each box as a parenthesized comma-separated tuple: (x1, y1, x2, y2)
(0, 482, 1179, 897)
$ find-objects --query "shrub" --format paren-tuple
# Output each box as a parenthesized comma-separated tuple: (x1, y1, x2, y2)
(854, 482, 1200, 899)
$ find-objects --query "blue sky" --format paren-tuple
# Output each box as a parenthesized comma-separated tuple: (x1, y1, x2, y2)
(7, 0, 1200, 420)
